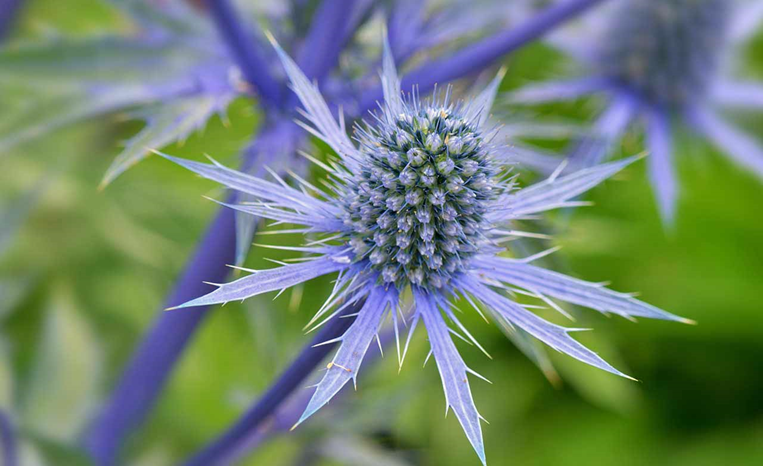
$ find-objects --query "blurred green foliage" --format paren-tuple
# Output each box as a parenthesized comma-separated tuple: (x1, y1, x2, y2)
(1, 1, 762, 465)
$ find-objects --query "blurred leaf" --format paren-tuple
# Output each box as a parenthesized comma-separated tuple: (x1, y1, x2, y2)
(0, 278, 34, 321)
(0, 179, 45, 257)
(129, 445, 176, 466)
(109, 0, 216, 39)
(0, 342, 12, 409)
(0, 0, 234, 155)
(0, 85, 164, 152)
(25, 433, 96, 466)
(94, 203, 181, 267)
(101, 92, 233, 187)
(318, 435, 412, 466)
(21, 285, 101, 443)
(0, 37, 202, 85)
(0, 0, 217, 87)
(18, 441, 48, 466)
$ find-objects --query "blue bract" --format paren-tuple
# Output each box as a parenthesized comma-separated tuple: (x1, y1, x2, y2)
(509, 0, 763, 225)
(599, 0, 730, 106)
(159, 35, 690, 464)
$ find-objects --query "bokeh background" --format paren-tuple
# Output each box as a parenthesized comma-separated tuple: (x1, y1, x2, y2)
(1, 1, 762, 465)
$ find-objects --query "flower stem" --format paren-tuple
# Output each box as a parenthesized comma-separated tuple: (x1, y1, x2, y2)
(86, 1, 368, 460)
(0, 0, 24, 41)
(358, 0, 609, 113)
(85, 205, 238, 466)
(295, 0, 358, 86)
(181, 302, 362, 466)
(195, 328, 394, 464)
(203, 0, 283, 107)
(0, 409, 18, 466)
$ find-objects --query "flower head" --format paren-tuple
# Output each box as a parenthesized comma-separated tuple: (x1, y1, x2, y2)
(509, 0, 763, 225)
(347, 89, 503, 290)
(158, 35, 689, 464)
(599, 0, 731, 107)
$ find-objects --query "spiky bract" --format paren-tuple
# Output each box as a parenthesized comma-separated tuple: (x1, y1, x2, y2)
(508, 0, 763, 225)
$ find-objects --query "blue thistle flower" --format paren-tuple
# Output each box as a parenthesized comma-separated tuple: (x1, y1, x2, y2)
(86, 2, 609, 462)
(508, 0, 763, 224)
(158, 35, 690, 464)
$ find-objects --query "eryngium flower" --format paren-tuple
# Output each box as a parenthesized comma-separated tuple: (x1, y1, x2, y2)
(599, 0, 730, 106)
(158, 36, 689, 464)
(509, 0, 763, 224)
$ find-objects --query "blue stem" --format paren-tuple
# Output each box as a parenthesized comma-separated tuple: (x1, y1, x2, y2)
(0, 0, 24, 41)
(180, 301, 362, 466)
(387, 0, 426, 63)
(87, 2, 366, 462)
(0, 409, 18, 466)
(203, 0, 283, 107)
(86, 119, 303, 465)
(187, 327, 395, 465)
(86, 203, 238, 466)
(358, 0, 608, 113)
(296, 0, 358, 89)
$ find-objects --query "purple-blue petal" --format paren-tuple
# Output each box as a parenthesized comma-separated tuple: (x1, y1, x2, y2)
(294, 286, 397, 427)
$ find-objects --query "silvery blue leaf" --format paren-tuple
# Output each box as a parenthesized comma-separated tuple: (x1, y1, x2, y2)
(381, 30, 404, 120)
(415, 289, 486, 465)
(711, 80, 763, 110)
(101, 92, 233, 187)
(169, 254, 350, 310)
(506, 76, 612, 104)
(154, 152, 341, 216)
(687, 104, 763, 178)
(295, 286, 396, 427)
(465, 68, 506, 129)
(646, 106, 678, 226)
(491, 317, 559, 384)
(268, 33, 364, 172)
(0, 85, 167, 153)
(493, 155, 641, 221)
(458, 276, 633, 380)
(472, 255, 690, 323)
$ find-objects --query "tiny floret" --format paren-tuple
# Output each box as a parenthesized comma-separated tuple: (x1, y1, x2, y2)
(347, 99, 498, 289)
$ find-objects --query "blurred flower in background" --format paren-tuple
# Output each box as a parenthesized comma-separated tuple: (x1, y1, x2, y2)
(508, 0, 763, 224)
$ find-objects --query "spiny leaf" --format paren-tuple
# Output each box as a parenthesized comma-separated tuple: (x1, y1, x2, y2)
(294, 287, 396, 428)
(416, 289, 486, 465)
(473, 256, 691, 322)
(459, 276, 634, 380)
(21, 286, 101, 442)
(169, 255, 349, 310)
(494, 155, 643, 220)
(100, 92, 232, 187)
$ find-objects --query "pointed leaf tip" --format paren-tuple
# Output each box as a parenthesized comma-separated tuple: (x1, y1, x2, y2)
(264, 30, 278, 48)
(296, 288, 396, 427)
(416, 290, 486, 464)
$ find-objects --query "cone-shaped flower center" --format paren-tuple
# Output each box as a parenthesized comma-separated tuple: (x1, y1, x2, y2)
(344, 105, 498, 289)
(600, 0, 730, 106)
